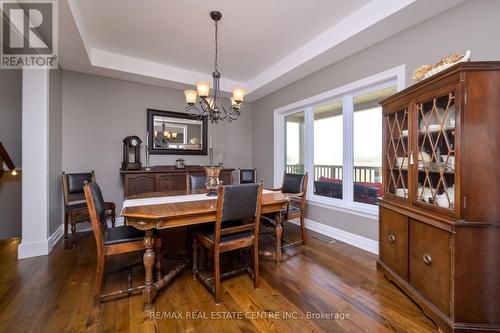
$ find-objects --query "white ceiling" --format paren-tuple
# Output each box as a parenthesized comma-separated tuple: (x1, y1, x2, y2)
(59, 0, 467, 102)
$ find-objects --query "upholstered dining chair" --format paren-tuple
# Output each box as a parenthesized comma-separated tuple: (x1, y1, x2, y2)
(62, 171, 116, 246)
(187, 174, 207, 191)
(238, 168, 257, 184)
(83, 181, 162, 304)
(192, 183, 263, 304)
(263, 172, 308, 249)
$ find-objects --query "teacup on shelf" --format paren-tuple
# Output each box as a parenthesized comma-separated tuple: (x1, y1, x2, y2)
(436, 194, 452, 208)
(395, 188, 407, 198)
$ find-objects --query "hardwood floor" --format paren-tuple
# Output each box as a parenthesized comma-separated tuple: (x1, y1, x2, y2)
(0, 223, 437, 333)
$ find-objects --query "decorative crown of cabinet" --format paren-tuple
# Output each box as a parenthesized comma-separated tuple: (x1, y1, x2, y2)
(120, 166, 234, 197)
(378, 62, 500, 333)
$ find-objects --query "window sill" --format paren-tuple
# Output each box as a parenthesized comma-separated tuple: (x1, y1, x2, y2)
(307, 195, 379, 220)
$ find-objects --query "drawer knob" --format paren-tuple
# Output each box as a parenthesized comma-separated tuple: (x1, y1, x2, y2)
(136, 220, 147, 226)
(388, 233, 396, 243)
(422, 253, 432, 265)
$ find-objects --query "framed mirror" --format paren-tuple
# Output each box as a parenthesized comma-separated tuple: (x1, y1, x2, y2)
(147, 109, 207, 155)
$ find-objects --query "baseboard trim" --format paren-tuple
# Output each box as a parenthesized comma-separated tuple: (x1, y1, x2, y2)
(48, 224, 64, 250)
(18, 239, 50, 259)
(18, 224, 66, 259)
(288, 218, 379, 255)
(76, 217, 125, 233)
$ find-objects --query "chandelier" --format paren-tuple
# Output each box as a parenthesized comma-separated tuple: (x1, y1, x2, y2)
(184, 11, 245, 124)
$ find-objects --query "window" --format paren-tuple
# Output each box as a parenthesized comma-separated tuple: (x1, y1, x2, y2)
(285, 112, 305, 174)
(275, 65, 404, 215)
(313, 100, 343, 199)
(353, 86, 396, 205)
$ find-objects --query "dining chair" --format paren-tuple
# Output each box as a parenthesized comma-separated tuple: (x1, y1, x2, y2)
(187, 174, 207, 191)
(238, 168, 257, 184)
(62, 171, 116, 246)
(263, 172, 308, 248)
(83, 181, 162, 304)
(192, 183, 263, 304)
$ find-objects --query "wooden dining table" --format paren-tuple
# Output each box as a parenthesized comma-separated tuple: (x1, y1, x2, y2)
(122, 189, 290, 310)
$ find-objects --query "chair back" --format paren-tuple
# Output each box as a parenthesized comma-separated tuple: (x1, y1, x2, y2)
(214, 183, 263, 244)
(282, 173, 308, 212)
(83, 181, 108, 254)
(188, 174, 206, 191)
(62, 171, 95, 205)
(239, 168, 257, 184)
(282, 173, 307, 194)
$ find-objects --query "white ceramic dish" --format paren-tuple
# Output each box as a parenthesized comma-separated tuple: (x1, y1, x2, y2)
(396, 157, 408, 169)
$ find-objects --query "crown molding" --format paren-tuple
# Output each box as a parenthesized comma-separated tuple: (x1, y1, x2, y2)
(66, 0, 465, 102)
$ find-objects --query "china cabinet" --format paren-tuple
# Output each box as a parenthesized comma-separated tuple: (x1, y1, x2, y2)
(379, 62, 500, 333)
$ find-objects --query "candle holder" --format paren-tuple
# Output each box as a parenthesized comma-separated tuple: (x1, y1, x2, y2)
(145, 144, 151, 171)
(204, 166, 221, 196)
(209, 147, 214, 167)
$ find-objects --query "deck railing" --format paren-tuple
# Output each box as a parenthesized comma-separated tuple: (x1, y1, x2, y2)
(285, 164, 381, 183)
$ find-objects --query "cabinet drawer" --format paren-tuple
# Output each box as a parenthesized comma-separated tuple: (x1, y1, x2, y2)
(379, 207, 408, 280)
(157, 174, 186, 192)
(409, 219, 452, 316)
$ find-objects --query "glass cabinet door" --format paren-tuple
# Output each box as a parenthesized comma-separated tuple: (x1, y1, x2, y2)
(384, 108, 409, 200)
(415, 91, 456, 211)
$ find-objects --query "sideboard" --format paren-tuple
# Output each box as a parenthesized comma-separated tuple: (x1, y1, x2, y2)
(120, 166, 234, 197)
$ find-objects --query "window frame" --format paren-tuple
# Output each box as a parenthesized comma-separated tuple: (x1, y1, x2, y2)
(273, 65, 405, 218)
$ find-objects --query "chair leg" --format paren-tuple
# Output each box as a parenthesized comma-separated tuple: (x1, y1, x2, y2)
(64, 213, 68, 239)
(214, 249, 221, 304)
(111, 207, 116, 228)
(70, 216, 77, 247)
(192, 238, 198, 280)
(253, 241, 260, 289)
(300, 215, 306, 245)
(95, 255, 105, 304)
(155, 241, 162, 282)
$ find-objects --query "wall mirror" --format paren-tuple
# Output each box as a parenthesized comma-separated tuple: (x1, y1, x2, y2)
(147, 109, 207, 155)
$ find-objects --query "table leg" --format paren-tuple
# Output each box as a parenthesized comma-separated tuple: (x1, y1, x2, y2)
(275, 213, 283, 265)
(142, 229, 157, 311)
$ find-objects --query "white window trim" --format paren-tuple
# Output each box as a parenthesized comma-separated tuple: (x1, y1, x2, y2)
(273, 65, 405, 218)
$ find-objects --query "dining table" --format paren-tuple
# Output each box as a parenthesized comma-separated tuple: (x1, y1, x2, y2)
(121, 188, 290, 310)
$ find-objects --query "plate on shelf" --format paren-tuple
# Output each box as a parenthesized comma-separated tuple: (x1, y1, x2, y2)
(401, 130, 409, 137)
(419, 105, 456, 131)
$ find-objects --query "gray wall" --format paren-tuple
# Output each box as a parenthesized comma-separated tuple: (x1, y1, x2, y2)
(0, 69, 22, 239)
(62, 70, 254, 214)
(49, 68, 63, 234)
(252, 0, 500, 241)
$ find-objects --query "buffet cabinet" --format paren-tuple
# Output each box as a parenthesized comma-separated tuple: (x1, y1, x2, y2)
(378, 62, 500, 333)
(120, 166, 234, 197)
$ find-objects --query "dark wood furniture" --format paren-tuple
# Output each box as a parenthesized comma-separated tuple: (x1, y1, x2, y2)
(193, 184, 263, 304)
(379, 62, 500, 333)
(262, 173, 308, 264)
(120, 165, 234, 197)
(62, 171, 116, 246)
(0, 142, 15, 179)
(122, 189, 289, 310)
(83, 182, 161, 304)
(238, 168, 257, 184)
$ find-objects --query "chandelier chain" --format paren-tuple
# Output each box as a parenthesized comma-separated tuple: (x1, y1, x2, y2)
(214, 19, 218, 73)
